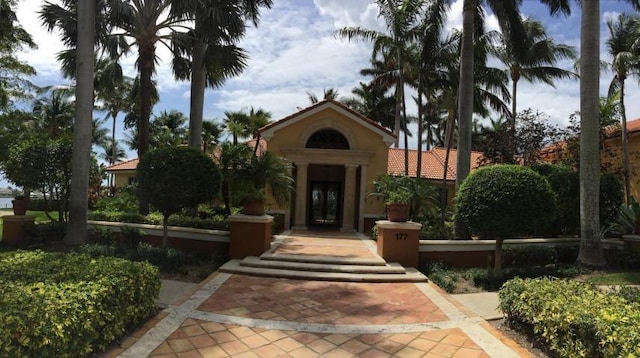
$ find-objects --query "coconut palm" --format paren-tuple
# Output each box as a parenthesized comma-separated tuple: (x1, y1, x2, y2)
(201, 120, 223, 153)
(493, 18, 577, 153)
(65, 0, 95, 245)
(338, 0, 427, 148)
(342, 82, 395, 130)
(218, 141, 251, 215)
(223, 110, 250, 145)
(171, 0, 271, 150)
(606, 13, 640, 204)
(307, 88, 340, 104)
(32, 87, 75, 138)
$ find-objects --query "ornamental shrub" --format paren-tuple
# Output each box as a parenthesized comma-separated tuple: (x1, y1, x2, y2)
(137, 147, 221, 248)
(499, 277, 640, 358)
(455, 165, 556, 273)
(0, 251, 160, 357)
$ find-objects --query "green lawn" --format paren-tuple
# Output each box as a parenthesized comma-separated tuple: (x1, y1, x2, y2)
(0, 210, 59, 240)
(587, 272, 640, 285)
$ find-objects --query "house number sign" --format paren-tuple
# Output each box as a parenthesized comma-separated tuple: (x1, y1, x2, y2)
(395, 233, 408, 241)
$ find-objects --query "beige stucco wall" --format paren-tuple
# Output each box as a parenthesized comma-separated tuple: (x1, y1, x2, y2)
(264, 106, 389, 217)
(602, 132, 640, 201)
(112, 171, 136, 188)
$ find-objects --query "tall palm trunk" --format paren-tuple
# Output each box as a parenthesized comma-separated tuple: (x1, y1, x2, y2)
(110, 109, 117, 190)
(619, 76, 632, 204)
(510, 74, 519, 158)
(416, 90, 423, 178)
(138, 45, 155, 215)
(64, 0, 95, 245)
(454, 0, 475, 239)
(578, 0, 605, 266)
(188, 37, 207, 150)
(402, 83, 409, 176)
(393, 82, 401, 148)
(441, 107, 455, 221)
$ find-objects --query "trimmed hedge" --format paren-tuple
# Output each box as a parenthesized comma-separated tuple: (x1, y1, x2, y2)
(0, 251, 160, 357)
(499, 277, 640, 357)
(88, 210, 229, 230)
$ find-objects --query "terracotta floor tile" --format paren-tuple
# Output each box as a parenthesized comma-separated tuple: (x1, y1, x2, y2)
(289, 346, 323, 357)
(452, 347, 484, 358)
(324, 347, 357, 357)
(251, 344, 288, 358)
(151, 342, 174, 355)
(210, 331, 237, 344)
(419, 330, 450, 342)
(189, 334, 216, 349)
(441, 333, 469, 347)
(389, 332, 418, 345)
(182, 325, 206, 337)
(410, 337, 439, 352)
(220, 340, 250, 355)
(291, 332, 321, 345)
(274, 337, 304, 352)
(324, 333, 352, 345)
(430, 342, 459, 357)
(197, 345, 228, 357)
(307, 338, 337, 354)
(394, 346, 426, 358)
(229, 326, 255, 339)
(260, 329, 290, 342)
(340, 338, 371, 354)
(374, 340, 405, 354)
(241, 333, 270, 349)
(150, 354, 178, 358)
(232, 351, 260, 358)
(168, 338, 196, 353)
(176, 351, 202, 358)
(199, 321, 226, 334)
(360, 347, 392, 358)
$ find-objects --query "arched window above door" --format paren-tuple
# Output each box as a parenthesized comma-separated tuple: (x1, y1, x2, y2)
(305, 129, 350, 150)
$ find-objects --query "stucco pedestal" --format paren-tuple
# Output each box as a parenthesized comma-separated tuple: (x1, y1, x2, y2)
(2, 215, 35, 247)
(622, 235, 640, 250)
(376, 220, 422, 268)
(229, 214, 273, 259)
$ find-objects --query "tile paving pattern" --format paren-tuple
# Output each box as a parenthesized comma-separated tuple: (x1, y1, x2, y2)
(112, 230, 532, 357)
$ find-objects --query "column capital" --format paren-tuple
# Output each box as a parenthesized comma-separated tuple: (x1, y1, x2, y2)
(344, 163, 359, 168)
(296, 162, 309, 167)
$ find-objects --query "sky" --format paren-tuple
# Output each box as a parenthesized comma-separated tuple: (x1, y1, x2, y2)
(3, 0, 640, 188)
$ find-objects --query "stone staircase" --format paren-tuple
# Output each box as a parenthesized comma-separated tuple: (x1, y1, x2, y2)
(219, 252, 427, 283)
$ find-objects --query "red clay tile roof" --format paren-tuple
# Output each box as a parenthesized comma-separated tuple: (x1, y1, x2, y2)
(105, 158, 139, 172)
(388, 147, 483, 181)
(259, 99, 396, 139)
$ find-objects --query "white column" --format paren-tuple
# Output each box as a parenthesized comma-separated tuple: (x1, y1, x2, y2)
(358, 164, 367, 233)
(292, 163, 308, 230)
(341, 164, 357, 232)
(284, 165, 292, 230)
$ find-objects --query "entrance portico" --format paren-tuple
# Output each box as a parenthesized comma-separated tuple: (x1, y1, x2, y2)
(259, 100, 395, 233)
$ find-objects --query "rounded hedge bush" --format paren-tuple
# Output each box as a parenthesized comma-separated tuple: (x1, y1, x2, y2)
(455, 165, 557, 239)
(137, 146, 221, 218)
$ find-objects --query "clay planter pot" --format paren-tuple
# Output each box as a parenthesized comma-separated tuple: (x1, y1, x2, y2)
(386, 203, 410, 222)
(243, 199, 265, 216)
(12, 198, 29, 216)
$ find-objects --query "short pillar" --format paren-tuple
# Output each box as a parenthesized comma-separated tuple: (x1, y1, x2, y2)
(229, 214, 273, 259)
(376, 220, 422, 268)
(1, 215, 35, 247)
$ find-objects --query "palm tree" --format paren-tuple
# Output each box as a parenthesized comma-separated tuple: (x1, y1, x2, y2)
(171, 0, 271, 150)
(307, 88, 340, 104)
(218, 142, 251, 215)
(92, 117, 110, 148)
(32, 87, 75, 138)
(223, 110, 250, 145)
(338, 0, 426, 148)
(606, 13, 640, 204)
(65, 0, 95, 245)
(201, 120, 223, 153)
(342, 82, 395, 130)
(248, 106, 271, 155)
(493, 18, 577, 153)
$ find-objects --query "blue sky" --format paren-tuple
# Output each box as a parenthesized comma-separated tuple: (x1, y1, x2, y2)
(3, 0, 639, 188)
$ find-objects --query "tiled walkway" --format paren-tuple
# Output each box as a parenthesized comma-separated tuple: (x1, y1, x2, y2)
(110, 231, 533, 357)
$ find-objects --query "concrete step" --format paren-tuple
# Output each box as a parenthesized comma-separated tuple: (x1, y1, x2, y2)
(259, 252, 387, 266)
(219, 260, 428, 283)
(240, 256, 407, 274)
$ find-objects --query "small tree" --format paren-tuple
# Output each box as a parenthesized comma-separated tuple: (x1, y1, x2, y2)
(455, 165, 556, 273)
(137, 147, 220, 249)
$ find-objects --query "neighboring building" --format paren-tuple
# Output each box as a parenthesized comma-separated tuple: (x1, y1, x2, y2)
(539, 118, 640, 200)
(106, 100, 482, 232)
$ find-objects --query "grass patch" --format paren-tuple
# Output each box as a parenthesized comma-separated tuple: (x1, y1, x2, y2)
(587, 272, 640, 285)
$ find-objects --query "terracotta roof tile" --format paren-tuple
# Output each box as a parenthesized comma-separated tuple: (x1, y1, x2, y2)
(387, 147, 482, 181)
(105, 158, 139, 172)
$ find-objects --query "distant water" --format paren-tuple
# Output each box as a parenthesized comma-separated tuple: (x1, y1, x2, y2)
(0, 197, 12, 209)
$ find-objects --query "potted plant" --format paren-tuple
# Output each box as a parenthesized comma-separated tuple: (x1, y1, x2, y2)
(385, 188, 412, 222)
(238, 151, 294, 216)
(11, 195, 29, 216)
(241, 188, 267, 216)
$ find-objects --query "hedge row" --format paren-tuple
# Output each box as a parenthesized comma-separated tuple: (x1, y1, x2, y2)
(0, 251, 160, 357)
(88, 210, 229, 230)
(499, 277, 640, 358)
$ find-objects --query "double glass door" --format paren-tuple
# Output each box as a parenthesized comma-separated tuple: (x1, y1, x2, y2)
(309, 181, 341, 226)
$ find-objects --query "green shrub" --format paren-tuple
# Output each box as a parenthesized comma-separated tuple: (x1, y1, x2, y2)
(502, 245, 557, 266)
(93, 185, 138, 213)
(88, 211, 229, 231)
(24, 221, 67, 244)
(456, 165, 556, 273)
(500, 278, 640, 358)
(0, 251, 160, 357)
(87, 226, 114, 245)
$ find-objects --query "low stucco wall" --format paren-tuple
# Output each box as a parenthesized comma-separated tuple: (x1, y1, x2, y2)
(418, 237, 581, 268)
(88, 221, 229, 256)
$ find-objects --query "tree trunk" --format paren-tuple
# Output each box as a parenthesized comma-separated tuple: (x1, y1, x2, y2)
(417, 90, 423, 179)
(510, 77, 518, 160)
(441, 108, 455, 221)
(64, 0, 95, 246)
(494, 237, 504, 274)
(137, 45, 154, 215)
(454, 0, 475, 239)
(393, 82, 401, 148)
(578, 0, 605, 267)
(162, 214, 169, 250)
(620, 77, 632, 204)
(188, 37, 207, 150)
